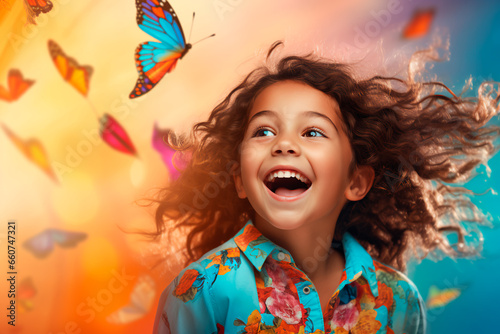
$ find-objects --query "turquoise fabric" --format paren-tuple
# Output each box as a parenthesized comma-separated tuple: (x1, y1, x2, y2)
(153, 220, 426, 333)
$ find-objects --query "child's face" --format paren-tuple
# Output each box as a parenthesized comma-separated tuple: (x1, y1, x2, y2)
(234, 80, 369, 231)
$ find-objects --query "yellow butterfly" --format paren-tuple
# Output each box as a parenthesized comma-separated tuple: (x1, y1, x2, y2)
(48, 39, 93, 97)
(2, 124, 57, 182)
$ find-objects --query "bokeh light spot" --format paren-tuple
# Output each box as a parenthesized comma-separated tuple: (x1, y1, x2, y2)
(52, 172, 100, 227)
(130, 160, 145, 187)
(82, 236, 119, 281)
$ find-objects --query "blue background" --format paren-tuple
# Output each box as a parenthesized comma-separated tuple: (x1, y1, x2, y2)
(402, 1, 500, 332)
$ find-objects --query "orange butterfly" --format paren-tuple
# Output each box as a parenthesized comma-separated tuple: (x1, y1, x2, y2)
(403, 8, 435, 39)
(17, 277, 37, 313)
(2, 124, 58, 182)
(426, 285, 462, 309)
(0, 69, 35, 102)
(48, 40, 93, 97)
(23, 0, 53, 24)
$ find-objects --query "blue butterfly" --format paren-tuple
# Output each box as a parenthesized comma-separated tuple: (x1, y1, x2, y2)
(130, 0, 191, 99)
(24, 229, 87, 259)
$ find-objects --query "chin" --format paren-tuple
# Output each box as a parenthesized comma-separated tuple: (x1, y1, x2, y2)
(259, 213, 308, 231)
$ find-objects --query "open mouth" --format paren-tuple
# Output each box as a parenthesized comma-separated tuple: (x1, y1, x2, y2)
(264, 170, 312, 197)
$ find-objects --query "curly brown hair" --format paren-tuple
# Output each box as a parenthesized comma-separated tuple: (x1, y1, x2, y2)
(151, 42, 500, 272)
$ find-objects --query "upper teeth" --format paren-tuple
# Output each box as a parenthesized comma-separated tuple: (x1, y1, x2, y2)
(266, 170, 311, 184)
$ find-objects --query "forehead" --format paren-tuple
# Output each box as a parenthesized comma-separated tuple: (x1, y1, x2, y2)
(249, 80, 341, 121)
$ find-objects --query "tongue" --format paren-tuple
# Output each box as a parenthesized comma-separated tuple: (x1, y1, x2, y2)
(274, 187, 306, 197)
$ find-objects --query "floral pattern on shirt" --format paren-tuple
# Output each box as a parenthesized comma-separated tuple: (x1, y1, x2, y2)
(204, 247, 242, 276)
(153, 220, 426, 334)
(172, 268, 206, 303)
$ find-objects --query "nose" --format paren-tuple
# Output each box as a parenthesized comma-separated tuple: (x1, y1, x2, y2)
(272, 133, 301, 156)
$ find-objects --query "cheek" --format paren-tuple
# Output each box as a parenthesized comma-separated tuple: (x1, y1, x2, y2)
(240, 140, 265, 163)
(309, 147, 348, 181)
(239, 143, 262, 180)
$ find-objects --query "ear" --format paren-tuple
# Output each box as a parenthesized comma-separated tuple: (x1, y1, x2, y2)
(345, 165, 375, 201)
(230, 163, 247, 199)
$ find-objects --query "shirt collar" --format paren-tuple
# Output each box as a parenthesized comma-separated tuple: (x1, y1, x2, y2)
(233, 220, 379, 297)
(234, 220, 278, 271)
(342, 232, 379, 297)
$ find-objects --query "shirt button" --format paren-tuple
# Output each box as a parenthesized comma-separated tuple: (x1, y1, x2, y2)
(277, 252, 285, 261)
(303, 287, 311, 294)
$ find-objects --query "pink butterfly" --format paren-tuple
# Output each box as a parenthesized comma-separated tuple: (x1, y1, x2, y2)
(152, 123, 191, 180)
(100, 114, 138, 156)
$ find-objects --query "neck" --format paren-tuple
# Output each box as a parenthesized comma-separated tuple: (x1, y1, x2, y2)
(254, 216, 344, 279)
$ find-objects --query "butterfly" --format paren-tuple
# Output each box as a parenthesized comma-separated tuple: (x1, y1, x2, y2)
(24, 0, 52, 15)
(99, 114, 138, 156)
(107, 275, 156, 324)
(17, 277, 37, 313)
(130, 0, 192, 98)
(402, 8, 435, 39)
(23, 0, 53, 24)
(0, 69, 35, 102)
(2, 124, 58, 182)
(426, 285, 462, 309)
(23, 229, 87, 259)
(48, 39, 93, 97)
(152, 123, 192, 180)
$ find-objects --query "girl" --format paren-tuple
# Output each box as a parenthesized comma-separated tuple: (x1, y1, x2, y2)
(151, 42, 500, 333)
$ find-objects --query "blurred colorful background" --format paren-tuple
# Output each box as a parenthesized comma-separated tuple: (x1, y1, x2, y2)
(1, 0, 499, 333)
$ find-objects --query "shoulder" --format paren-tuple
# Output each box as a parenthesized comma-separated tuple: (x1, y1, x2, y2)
(178, 237, 241, 274)
(169, 238, 245, 300)
(372, 260, 422, 300)
(372, 260, 426, 333)
(197, 238, 241, 264)
(155, 250, 235, 334)
(155, 237, 259, 333)
(196, 238, 244, 277)
(162, 238, 248, 325)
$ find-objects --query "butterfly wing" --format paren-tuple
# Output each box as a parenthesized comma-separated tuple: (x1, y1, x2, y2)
(2, 124, 58, 182)
(99, 113, 138, 156)
(12, 275, 35, 313)
(48, 40, 93, 96)
(107, 275, 156, 324)
(23, 0, 52, 24)
(152, 123, 191, 180)
(25, 0, 53, 15)
(426, 285, 462, 309)
(49, 229, 87, 248)
(1, 124, 27, 154)
(18, 300, 34, 313)
(9, 69, 35, 100)
(23, 230, 55, 259)
(18, 277, 37, 300)
(0, 85, 10, 101)
(23, 229, 87, 258)
(0, 69, 35, 102)
(402, 8, 435, 39)
(130, 0, 188, 98)
(23, 138, 58, 182)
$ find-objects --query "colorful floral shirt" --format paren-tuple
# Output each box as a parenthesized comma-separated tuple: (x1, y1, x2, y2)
(153, 220, 426, 334)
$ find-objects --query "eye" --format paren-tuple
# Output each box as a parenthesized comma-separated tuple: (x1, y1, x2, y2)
(303, 128, 327, 138)
(252, 127, 275, 137)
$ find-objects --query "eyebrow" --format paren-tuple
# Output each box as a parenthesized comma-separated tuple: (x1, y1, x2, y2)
(248, 110, 339, 134)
